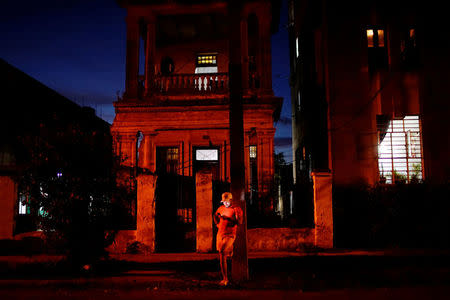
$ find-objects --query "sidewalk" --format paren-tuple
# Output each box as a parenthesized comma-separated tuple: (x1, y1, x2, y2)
(1, 248, 449, 292)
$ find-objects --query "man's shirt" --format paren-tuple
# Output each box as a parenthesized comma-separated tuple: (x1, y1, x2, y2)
(214, 205, 242, 237)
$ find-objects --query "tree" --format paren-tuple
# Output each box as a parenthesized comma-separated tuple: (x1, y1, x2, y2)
(17, 130, 115, 271)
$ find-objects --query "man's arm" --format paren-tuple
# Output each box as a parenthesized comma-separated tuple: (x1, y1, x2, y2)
(213, 208, 222, 225)
(234, 207, 244, 225)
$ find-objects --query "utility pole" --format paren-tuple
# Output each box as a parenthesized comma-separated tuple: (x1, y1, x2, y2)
(228, 0, 249, 282)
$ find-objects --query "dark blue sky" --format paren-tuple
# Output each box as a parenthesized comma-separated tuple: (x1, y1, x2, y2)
(1, 0, 292, 160)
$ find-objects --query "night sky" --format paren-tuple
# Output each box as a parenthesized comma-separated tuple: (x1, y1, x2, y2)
(1, 0, 292, 161)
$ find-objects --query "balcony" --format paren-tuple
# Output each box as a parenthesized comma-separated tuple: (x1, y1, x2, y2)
(154, 73, 229, 95)
(132, 72, 264, 101)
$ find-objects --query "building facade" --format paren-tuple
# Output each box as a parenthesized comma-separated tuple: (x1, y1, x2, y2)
(111, 0, 283, 212)
(289, 0, 449, 189)
(0, 59, 112, 239)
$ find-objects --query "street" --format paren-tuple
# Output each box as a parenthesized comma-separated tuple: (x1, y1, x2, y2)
(1, 251, 450, 299)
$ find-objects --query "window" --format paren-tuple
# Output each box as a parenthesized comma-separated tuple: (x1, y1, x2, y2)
(401, 28, 419, 69)
(249, 145, 258, 203)
(195, 53, 218, 74)
(249, 145, 257, 159)
(177, 208, 193, 224)
(377, 115, 423, 184)
(297, 90, 301, 111)
(18, 193, 30, 215)
(195, 149, 218, 161)
(156, 147, 179, 174)
(366, 29, 385, 48)
(288, 0, 295, 27)
(295, 37, 300, 58)
(197, 54, 217, 66)
(161, 56, 175, 75)
(366, 28, 388, 71)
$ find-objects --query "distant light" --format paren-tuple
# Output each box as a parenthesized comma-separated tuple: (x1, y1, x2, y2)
(377, 30, 385, 47)
(57, 172, 63, 178)
(366, 29, 374, 47)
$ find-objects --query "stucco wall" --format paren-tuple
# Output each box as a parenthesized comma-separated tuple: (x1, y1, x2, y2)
(107, 227, 316, 254)
(0, 176, 16, 239)
(248, 228, 315, 251)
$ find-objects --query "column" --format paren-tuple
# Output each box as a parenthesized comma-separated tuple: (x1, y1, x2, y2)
(196, 170, 213, 252)
(144, 16, 156, 97)
(136, 174, 158, 252)
(125, 16, 140, 99)
(258, 9, 272, 92)
(312, 171, 333, 248)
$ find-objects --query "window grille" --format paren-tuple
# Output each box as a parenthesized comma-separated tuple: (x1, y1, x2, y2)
(378, 115, 423, 183)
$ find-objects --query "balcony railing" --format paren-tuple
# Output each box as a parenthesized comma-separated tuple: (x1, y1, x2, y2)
(154, 73, 229, 94)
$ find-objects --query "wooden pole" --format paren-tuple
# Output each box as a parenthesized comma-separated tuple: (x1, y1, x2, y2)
(228, 0, 249, 282)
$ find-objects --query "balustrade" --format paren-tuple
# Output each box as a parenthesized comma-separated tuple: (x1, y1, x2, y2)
(154, 73, 229, 94)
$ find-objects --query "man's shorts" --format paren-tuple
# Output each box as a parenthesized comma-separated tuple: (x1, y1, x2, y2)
(216, 234, 235, 257)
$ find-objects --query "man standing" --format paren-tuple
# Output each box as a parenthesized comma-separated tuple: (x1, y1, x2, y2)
(213, 192, 243, 286)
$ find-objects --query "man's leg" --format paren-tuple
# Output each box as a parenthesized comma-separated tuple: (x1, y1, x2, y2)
(219, 253, 228, 284)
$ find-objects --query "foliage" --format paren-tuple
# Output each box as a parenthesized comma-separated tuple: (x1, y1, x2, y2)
(18, 165, 114, 267)
(15, 129, 117, 270)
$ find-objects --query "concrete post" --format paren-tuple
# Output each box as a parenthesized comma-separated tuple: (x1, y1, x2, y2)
(195, 170, 213, 252)
(0, 176, 16, 239)
(312, 171, 333, 248)
(136, 174, 158, 252)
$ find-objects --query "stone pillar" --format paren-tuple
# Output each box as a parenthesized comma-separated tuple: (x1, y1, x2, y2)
(312, 171, 333, 248)
(124, 16, 140, 99)
(0, 176, 16, 239)
(136, 174, 158, 252)
(196, 170, 213, 252)
(144, 16, 156, 97)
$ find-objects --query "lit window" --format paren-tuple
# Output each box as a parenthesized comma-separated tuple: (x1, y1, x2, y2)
(167, 148, 179, 160)
(196, 54, 217, 66)
(366, 28, 385, 48)
(195, 149, 218, 161)
(195, 54, 218, 74)
(18, 194, 30, 215)
(249, 146, 257, 159)
(367, 29, 374, 47)
(378, 115, 423, 184)
(367, 27, 388, 71)
(377, 30, 385, 47)
(295, 37, 299, 58)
